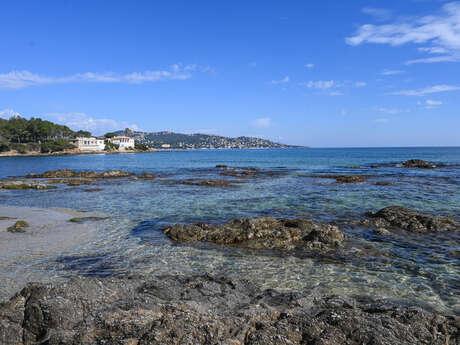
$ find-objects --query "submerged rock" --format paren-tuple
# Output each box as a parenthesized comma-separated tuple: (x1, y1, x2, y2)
(375, 181, 394, 186)
(402, 159, 438, 169)
(363, 206, 457, 233)
(82, 188, 104, 192)
(136, 173, 157, 179)
(68, 216, 107, 224)
(182, 179, 241, 187)
(164, 217, 344, 251)
(0, 275, 458, 345)
(7, 220, 29, 233)
(309, 174, 369, 183)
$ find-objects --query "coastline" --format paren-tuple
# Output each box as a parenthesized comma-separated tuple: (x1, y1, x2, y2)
(0, 148, 187, 158)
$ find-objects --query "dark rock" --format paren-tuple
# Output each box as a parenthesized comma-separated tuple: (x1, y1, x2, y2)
(375, 181, 394, 186)
(46, 178, 96, 186)
(215, 164, 228, 168)
(310, 175, 368, 183)
(363, 206, 458, 233)
(163, 217, 344, 251)
(0, 275, 458, 345)
(68, 216, 107, 224)
(82, 188, 104, 192)
(181, 179, 241, 187)
(374, 227, 391, 235)
(402, 159, 438, 169)
(25, 169, 135, 179)
(7, 220, 29, 233)
(371, 164, 379, 168)
(136, 173, 157, 179)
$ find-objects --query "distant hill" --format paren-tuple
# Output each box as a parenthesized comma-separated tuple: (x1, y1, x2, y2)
(113, 130, 299, 149)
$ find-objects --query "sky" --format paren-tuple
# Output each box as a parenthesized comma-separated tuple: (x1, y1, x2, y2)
(0, 0, 459, 147)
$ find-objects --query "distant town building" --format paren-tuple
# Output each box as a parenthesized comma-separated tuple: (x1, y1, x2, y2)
(71, 137, 105, 152)
(161, 144, 171, 148)
(109, 136, 135, 150)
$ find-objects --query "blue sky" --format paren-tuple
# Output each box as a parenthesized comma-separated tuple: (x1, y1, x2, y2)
(1, 0, 459, 147)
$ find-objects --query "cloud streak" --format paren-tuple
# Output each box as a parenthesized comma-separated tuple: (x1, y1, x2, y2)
(390, 84, 460, 96)
(347, 2, 460, 64)
(251, 117, 273, 128)
(0, 64, 197, 89)
(270, 76, 290, 84)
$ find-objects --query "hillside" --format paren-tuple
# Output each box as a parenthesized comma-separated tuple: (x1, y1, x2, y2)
(113, 130, 297, 149)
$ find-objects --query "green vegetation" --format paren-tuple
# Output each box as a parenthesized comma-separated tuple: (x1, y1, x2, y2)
(104, 140, 119, 151)
(104, 132, 117, 138)
(0, 116, 89, 154)
(40, 139, 75, 153)
(134, 143, 149, 151)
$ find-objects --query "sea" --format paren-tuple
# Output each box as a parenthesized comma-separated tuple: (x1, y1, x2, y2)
(0, 147, 459, 315)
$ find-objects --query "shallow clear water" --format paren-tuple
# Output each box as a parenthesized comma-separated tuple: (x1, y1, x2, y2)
(0, 148, 459, 315)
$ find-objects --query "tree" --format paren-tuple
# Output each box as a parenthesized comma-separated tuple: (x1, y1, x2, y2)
(104, 132, 117, 138)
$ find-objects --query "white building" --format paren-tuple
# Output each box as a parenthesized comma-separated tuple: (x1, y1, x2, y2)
(71, 137, 105, 152)
(109, 136, 135, 150)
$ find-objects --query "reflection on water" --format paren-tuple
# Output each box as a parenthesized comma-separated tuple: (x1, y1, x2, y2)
(0, 148, 459, 315)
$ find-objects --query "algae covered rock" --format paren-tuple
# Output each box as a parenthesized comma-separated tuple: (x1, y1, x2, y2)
(164, 216, 344, 251)
(7, 220, 29, 233)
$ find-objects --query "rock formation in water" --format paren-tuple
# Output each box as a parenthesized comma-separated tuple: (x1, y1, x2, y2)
(363, 206, 457, 233)
(163, 217, 344, 251)
(0, 275, 458, 345)
(402, 159, 438, 169)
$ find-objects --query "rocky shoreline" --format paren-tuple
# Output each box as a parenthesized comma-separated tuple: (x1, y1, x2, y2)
(1, 160, 459, 344)
(0, 274, 459, 345)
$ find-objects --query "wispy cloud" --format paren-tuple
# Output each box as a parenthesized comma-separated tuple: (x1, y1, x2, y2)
(381, 69, 405, 75)
(301, 80, 337, 89)
(390, 84, 460, 96)
(375, 107, 408, 115)
(426, 99, 442, 105)
(354, 81, 367, 87)
(347, 2, 460, 64)
(0, 109, 21, 119)
(270, 76, 290, 84)
(305, 63, 315, 68)
(375, 118, 390, 123)
(45, 112, 140, 135)
(0, 64, 198, 89)
(362, 7, 392, 21)
(251, 117, 273, 128)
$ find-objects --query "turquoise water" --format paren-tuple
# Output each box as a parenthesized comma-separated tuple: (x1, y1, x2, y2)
(0, 147, 459, 314)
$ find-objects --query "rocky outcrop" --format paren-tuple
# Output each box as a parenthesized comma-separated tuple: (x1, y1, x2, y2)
(25, 169, 135, 179)
(363, 206, 457, 233)
(0, 275, 458, 345)
(163, 217, 344, 251)
(0, 180, 57, 190)
(402, 159, 438, 169)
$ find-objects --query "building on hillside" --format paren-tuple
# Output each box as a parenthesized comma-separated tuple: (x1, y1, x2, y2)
(161, 144, 171, 148)
(108, 136, 135, 150)
(71, 137, 105, 152)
